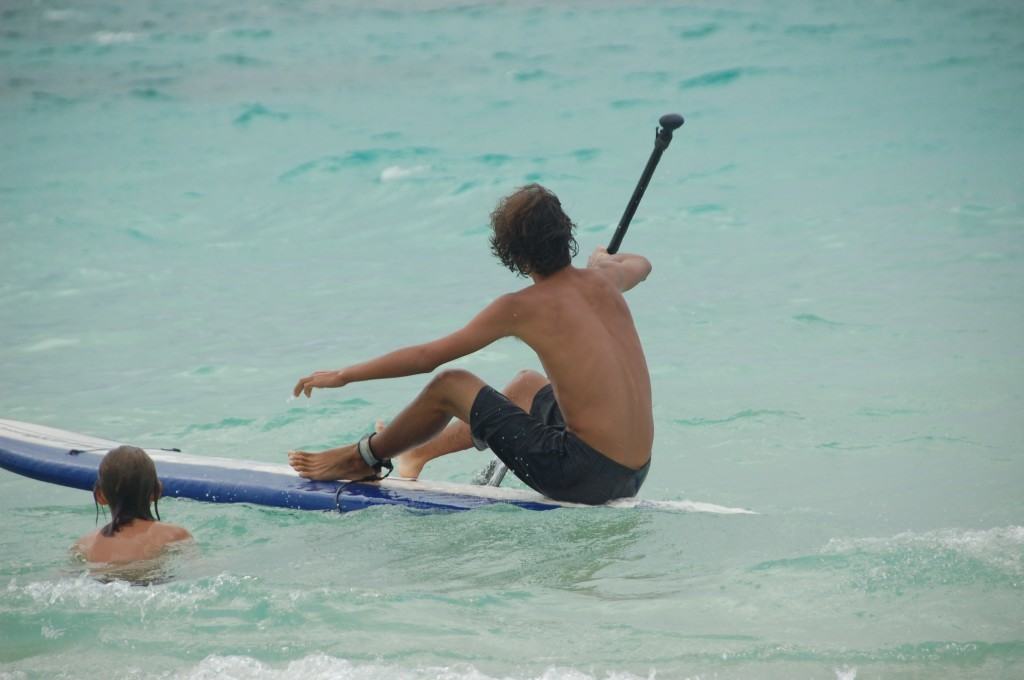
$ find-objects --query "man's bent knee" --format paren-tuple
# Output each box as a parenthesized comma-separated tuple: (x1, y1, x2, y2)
(426, 369, 485, 414)
(512, 369, 544, 383)
(428, 368, 477, 391)
(505, 369, 548, 398)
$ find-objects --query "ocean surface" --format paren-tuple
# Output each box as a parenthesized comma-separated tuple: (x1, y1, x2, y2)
(2, 0, 1023, 678)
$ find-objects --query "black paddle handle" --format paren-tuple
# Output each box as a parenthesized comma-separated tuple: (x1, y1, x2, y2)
(606, 113, 684, 254)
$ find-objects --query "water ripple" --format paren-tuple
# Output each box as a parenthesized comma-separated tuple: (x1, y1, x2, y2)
(218, 52, 269, 67)
(674, 409, 802, 427)
(680, 67, 755, 89)
(792, 313, 844, 327)
(234, 103, 289, 126)
(279, 148, 438, 181)
(676, 23, 720, 40)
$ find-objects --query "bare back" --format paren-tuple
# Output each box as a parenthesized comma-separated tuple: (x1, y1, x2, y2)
(510, 266, 653, 469)
(75, 520, 191, 564)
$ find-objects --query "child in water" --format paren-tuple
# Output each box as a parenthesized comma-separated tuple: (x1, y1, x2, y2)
(73, 445, 191, 563)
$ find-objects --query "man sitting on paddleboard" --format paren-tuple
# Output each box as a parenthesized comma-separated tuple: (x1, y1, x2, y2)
(288, 183, 653, 504)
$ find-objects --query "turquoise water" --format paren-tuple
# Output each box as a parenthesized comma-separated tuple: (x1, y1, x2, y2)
(2, 0, 1023, 677)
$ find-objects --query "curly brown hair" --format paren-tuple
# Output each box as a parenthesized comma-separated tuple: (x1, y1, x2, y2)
(489, 184, 579, 277)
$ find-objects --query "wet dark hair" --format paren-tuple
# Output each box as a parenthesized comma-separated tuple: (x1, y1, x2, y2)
(94, 446, 161, 537)
(489, 184, 579, 277)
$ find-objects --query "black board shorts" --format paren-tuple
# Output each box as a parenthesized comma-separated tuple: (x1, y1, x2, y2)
(469, 384, 649, 505)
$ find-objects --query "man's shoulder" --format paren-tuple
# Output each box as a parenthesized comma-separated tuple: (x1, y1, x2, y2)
(486, 289, 527, 315)
(499, 282, 551, 307)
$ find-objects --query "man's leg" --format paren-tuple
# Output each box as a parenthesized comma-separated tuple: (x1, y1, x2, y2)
(288, 369, 486, 481)
(396, 369, 549, 479)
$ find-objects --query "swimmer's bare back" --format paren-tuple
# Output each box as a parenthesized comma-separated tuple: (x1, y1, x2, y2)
(75, 520, 192, 564)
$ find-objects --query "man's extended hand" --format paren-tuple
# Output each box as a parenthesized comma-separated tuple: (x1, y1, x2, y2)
(293, 370, 347, 398)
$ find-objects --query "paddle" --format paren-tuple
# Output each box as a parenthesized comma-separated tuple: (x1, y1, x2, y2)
(476, 113, 685, 487)
(607, 113, 684, 253)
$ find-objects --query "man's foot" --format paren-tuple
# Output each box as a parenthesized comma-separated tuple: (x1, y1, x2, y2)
(395, 447, 428, 481)
(288, 444, 375, 481)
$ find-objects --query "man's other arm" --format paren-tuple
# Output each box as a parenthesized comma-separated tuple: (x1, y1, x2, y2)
(587, 246, 652, 292)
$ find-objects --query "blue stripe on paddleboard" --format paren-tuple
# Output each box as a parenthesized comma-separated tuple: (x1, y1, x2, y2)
(0, 427, 560, 513)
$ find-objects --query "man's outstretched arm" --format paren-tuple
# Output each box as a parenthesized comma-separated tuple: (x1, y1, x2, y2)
(293, 294, 518, 397)
(587, 246, 652, 292)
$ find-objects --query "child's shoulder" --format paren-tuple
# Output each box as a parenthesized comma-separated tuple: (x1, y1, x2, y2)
(72, 529, 100, 555)
(154, 522, 192, 544)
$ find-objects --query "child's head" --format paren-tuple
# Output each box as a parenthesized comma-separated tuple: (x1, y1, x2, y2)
(94, 446, 162, 537)
(489, 184, 579, 278)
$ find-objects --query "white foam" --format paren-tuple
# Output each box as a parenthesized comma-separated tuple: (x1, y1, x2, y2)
(606, 498, 757, 515)
(40, 624, 64, 640)
(0, 671, 29, 680)
(823, 526, 1024, 574)
(162, 654, 657, 680)
(21, 337, 79, 353)
(93, 31, 141, 45)
(8, 572, 249, 616)
(44, 10, 80, 22)
(380, 165, 428, 182)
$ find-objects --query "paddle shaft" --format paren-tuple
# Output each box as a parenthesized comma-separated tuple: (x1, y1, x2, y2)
(607, 121, 681, 253)
(483, 114, 684, 487)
